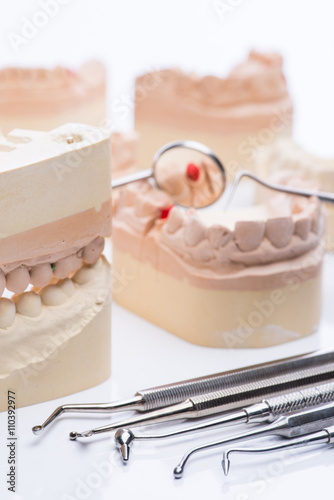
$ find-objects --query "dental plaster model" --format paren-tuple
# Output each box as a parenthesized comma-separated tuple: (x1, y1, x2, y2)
(111, 131, 140, 178)
(0, 123, 112, 411)
(112, 178, 325, 348)
(256, 137, 334, 250)
(0, 61, 106, 135)
(134, 51, 293, 178)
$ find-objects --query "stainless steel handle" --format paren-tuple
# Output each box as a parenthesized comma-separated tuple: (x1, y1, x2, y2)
(282, 401, 334, 437)
(138, 349, 334, 411)
(33, 348, 334, 435)
(112, 168, 153, 188)
(173, 401, 334, 478)
(265, 383, 334, 416)
(188, 364, 334, 417)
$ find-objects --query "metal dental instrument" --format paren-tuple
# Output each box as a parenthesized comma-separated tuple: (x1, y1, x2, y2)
(223, 170, 334, 210)
(112, 140, 226, 208)
(173, 401, 334, 479)
(174, 402, 334, 479)
(70, 361, 334, 441)
(32, 347, 334, 435)
(222, 424, 334, 476)
(113, 138, 334, 210)
(114, 382, 334, 462)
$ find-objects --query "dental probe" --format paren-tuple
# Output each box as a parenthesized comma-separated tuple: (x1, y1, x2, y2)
(69, 361, 334, 440)
(32, 347, 334, 435)
(223, 169, 334, 211)
(173, 401, 334, 479)
(222, 425, 334, 476)
(114, 382, 334, 462)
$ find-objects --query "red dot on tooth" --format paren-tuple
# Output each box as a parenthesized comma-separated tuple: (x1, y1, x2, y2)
(160, 205, 174, 219)
(186, 163, 200, 181)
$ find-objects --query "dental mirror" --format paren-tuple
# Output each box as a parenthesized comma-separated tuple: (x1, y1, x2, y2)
(112, 140, 226, 208)
(112, 139, 334, 208)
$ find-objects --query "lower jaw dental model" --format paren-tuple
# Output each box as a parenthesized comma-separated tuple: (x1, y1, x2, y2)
(0, 123, 112, 411)
(112, 177, 326, 348)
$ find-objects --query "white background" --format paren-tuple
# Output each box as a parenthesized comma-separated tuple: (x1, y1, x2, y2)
(1, 1, 334, 499)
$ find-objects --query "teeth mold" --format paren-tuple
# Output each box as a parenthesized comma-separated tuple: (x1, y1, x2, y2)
(0, 61, 106, 135)
(0, 123, 112, 411)
(256, 137, 334, 250)
(134, 51, 293, 178)
(113, 180, 325, 349)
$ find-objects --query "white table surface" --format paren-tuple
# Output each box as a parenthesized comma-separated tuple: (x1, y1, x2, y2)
(1, 1, 334, 498)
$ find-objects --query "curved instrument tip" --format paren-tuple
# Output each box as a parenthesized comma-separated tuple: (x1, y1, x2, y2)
(173, 465, 183, 479)
(69, 431, 79, 441)
(70, 429, 93, 440)
(32, 425, 43, 435)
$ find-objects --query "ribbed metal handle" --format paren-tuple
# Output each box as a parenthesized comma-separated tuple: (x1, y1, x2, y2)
(265, 383, 334, 416)
(139, 350, 334, 411)
(187, 364, 334, 417)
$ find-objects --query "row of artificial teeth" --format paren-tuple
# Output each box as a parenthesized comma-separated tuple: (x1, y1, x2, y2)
(0, 237, 104, 297)
(178, 72, 284, 103)
(0, 262, 99, 330)
(0, 67, 72, 88)
(139, 68, 285, 106)
(163, 202, 321, 260)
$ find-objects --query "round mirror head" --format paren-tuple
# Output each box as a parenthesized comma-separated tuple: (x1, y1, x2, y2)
(153, 140, 226, 208)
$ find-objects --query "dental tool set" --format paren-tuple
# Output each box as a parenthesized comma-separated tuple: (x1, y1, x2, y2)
(33, 347, 334, 480)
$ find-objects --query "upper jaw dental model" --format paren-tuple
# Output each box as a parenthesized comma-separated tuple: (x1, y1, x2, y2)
(134, 50, 293, 177)
(0, 123, 112, 411)
(0, 61, 106, 135)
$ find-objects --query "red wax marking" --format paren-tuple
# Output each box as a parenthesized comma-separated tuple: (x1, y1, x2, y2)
(186, 163, 200, 181)
(281, 71, 286, 83)
(160, 205, 174, 219)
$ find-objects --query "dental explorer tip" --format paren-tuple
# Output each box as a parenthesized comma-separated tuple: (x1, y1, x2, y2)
(222, 453, 230, 476)
(69, 431, 79, 441)
(32, 425, 43, 435)
(173, 465, 183, 479)
(120, 444, 130, 463)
